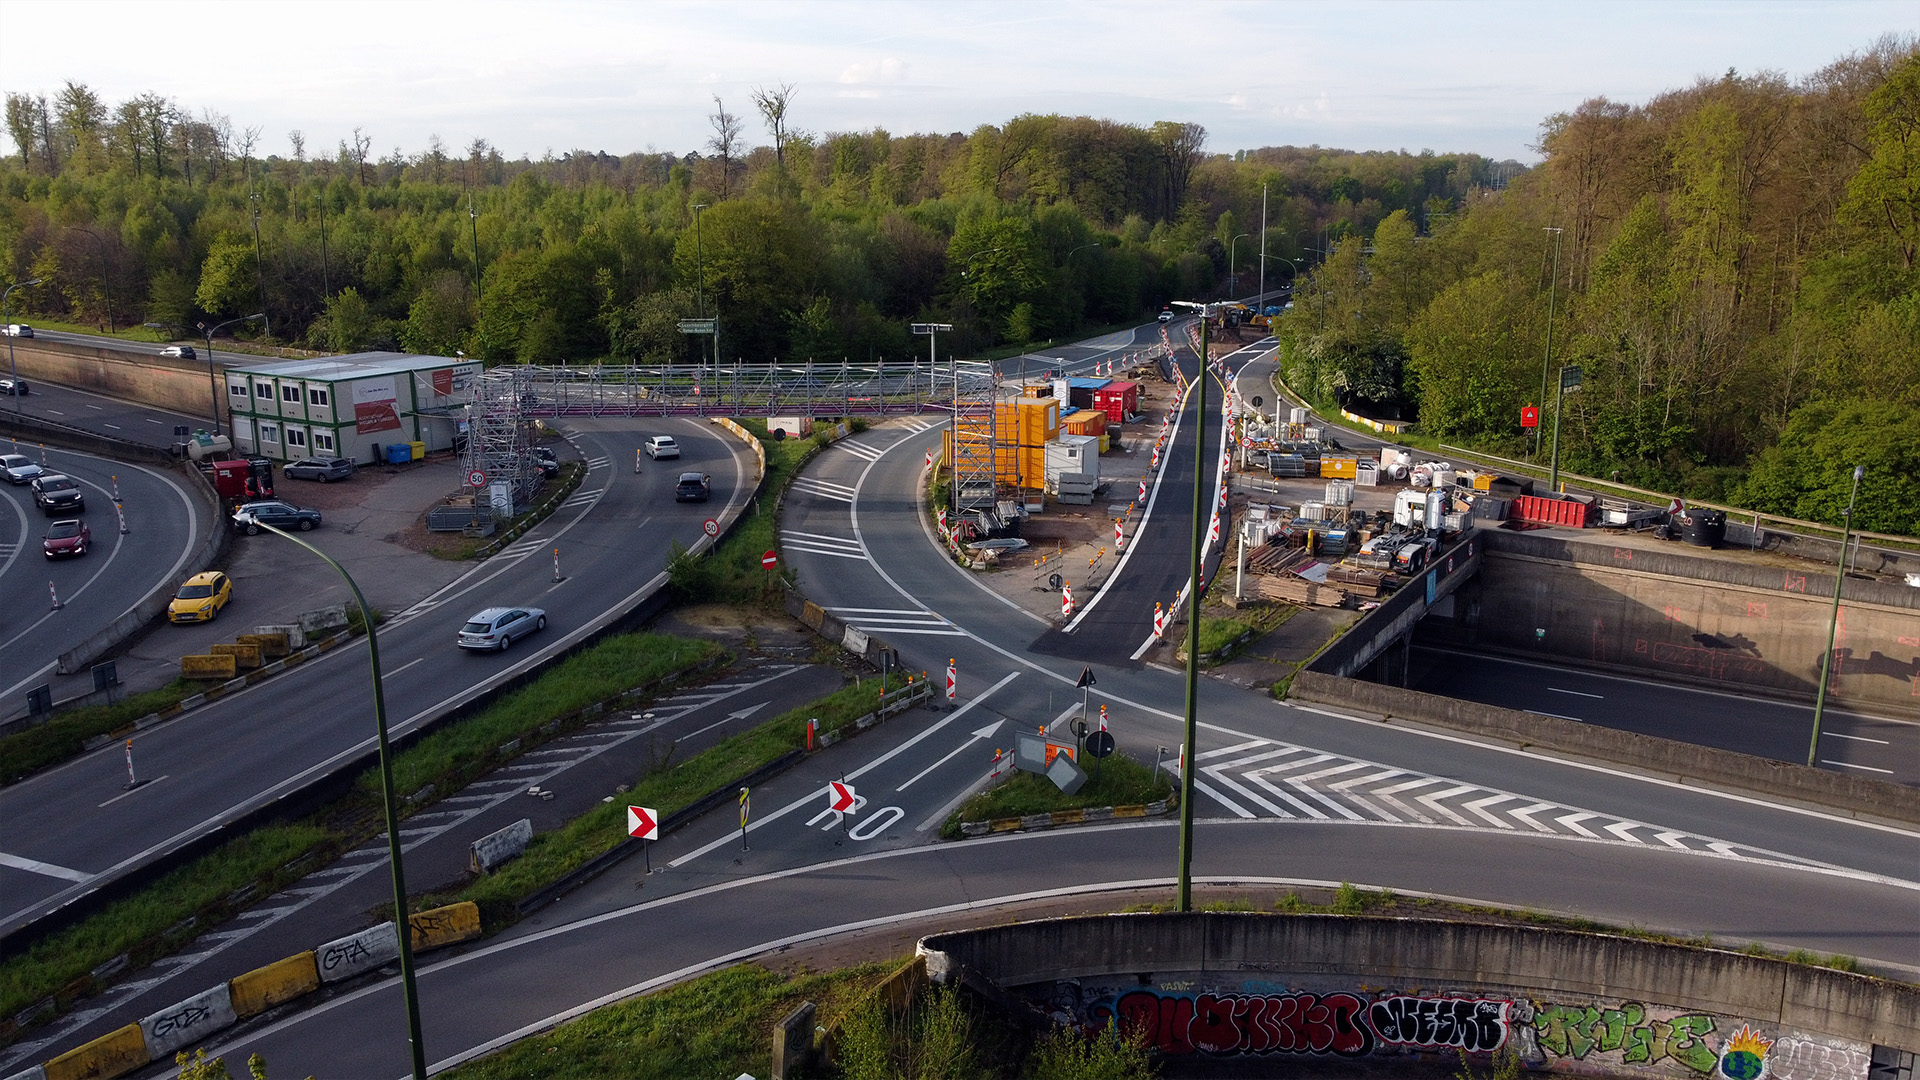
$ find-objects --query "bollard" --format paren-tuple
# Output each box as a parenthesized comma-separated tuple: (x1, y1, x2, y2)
(552, 547, 562, 582)
(112, 474, 121, 501)
(115, 499, 129, 535)
(49, 580, 62, 610)
(946, 659, 956, 702)
(1061, 580, 1074, 618)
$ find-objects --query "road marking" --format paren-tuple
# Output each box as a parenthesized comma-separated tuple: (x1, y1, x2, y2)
(145, 418, 164, 424)
(896, 722, 1004, 792)
(1821, 759, 1894, 774)
(103, 423, 121, 430)
(1546, 687, 1604, 699)
(98, 776, 171, 807)
(388, 657, 426, 677)
(792, 478, 855, 503)
(1524, 709, 1584, 722)
(839, 442, 885, 462)
(1822, 732, 1889, 745)
(0, 852, 91, 882)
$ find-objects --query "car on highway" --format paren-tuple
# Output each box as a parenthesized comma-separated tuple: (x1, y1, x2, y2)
(0, 377, 26, 395)
(674, 472, 712, 502)
(283, 456, 356, 483)
(160, 345, 198, 359)
(531, 446, 559, 478)
(168, 571, 232, 623)
(644, 435, 680, 460)
(3, 323, 31, 337)
(1157, 308, 1173, 322)
(31, 473, 84, 515)
(458, 606, 546, 652)
(0, 453, 42, 484)
(42, 518, 90, 558)
(232, 500, 322, 534)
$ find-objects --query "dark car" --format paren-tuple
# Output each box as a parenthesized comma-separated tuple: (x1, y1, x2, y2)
(232, 500, 322, 534)
(283, 456, 357, 483)
(0, 377, 26, 395)
(31, 474, 84, 515)
(675, 472, 712, 502)
(531, 446, 559, 478)
(43, 518, 90, 558)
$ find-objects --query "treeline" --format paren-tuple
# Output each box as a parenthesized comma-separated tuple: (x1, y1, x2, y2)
(1278, 37, 1920, 534)
(0, 83, 1506, 369)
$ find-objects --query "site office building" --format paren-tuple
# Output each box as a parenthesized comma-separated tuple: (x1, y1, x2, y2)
(222, 352, 480, 463)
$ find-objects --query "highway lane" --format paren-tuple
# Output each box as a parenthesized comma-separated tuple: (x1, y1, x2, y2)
(1, 375, 217, 447)
(1409, 644, 1920, 785)
(0, 417, 750, 941)
(0, 445, 203, 709)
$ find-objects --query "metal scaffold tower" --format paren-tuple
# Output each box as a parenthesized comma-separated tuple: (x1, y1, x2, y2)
(465, 366, 538, 513)
(947, 359, 999, 518)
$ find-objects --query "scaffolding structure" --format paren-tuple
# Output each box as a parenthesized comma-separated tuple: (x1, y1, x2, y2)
(464, 365, 539, 513)
(947, 358, 999, 519)
(488, 359, 948, 419)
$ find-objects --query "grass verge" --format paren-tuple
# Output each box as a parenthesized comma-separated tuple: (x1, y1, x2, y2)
(941, 752, 1174, 839)
(0, 680, 198, 784)
(668, 418, 824, 607)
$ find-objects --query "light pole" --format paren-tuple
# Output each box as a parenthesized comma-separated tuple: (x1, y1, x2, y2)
(250, 194, 271, 339)
(5, 277, 46, 421)
(249, 519, 428, 1080)
(467, 191, 482, 299)
(64, 227, 115, 333)
(1227, 233, 1249, 301)
(1807, 464, 1866, 768)
(1167, 298, 1215, 911)
(911, 322, 955, 510)
(1548, 364, 1580, 493)
(1536, 226, 1563, 460)
(1258, 181, 1269, 306)
(194, 313, 265, 436)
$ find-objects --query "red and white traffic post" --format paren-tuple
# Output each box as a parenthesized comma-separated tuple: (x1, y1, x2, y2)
(1153, 601, 1166, 640)
(627, 804, 659, 871)
(1061, 579, 1073, 618)
(946, 659, 957, 702)
(1114, 518, 1124, 551)
(828, 780, 856, 837)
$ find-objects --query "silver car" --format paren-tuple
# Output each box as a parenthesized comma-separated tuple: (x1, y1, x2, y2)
(458, 606, 547, 652)
(0, 453, 42, 484)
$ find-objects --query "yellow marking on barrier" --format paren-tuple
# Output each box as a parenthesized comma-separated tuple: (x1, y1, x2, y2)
(179, 654, 237, 680)
(42, 1022, 148, 1080)
(1112, 805, 1147, 818)
(409, 901, 481, 951)
(1051, 809, 1086, 824)
(228, 952, 320, 1019)
(210, 643, 263, 669)
(236, 632, 290, 657)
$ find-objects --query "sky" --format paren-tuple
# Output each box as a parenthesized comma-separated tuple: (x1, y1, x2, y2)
(1, 0, 1914, 165)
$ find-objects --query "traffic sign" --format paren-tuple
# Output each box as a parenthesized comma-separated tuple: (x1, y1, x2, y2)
(702, 518, 720, 537)
(466, 468, 487, 488)
(828, 781, 857, 813)
(1520, 405, 1540, 429)
(626, 805, 659, 840)
(762, 550, 778, 569)
(677, 318, 717, 335)
(1086, 730, 1116, 759)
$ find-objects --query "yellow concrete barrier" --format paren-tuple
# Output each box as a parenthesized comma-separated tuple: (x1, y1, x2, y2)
(228, 952, 320, 1019)
(237, 631, 291, 657)
(800, 601, 825, 630)
(180, 654, 238, 680)
(42, 1022, 148, 1080)
(210, 642, 263, 669)
(409, 901, 482, 951)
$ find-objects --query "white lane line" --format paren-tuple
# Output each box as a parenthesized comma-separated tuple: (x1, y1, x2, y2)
(784, 543, 868, 560)
(1524, 710, 1585, 722)
(1195, 739, 1268, 761)
(98, 776, 171, 807)
(388, 657, 426, 677)
(1821, 759, 1894, 774)
(824, 606, 933, 614)
(1546, 687, 1604, 699)
(1822, 732, 1890, 745)
(896, 721, 1003, 793)
(0, 851, 92, 882)
(858, 626, 967, 636)
(786, 530, 860, 544)
(1188, 775, 1255, 818)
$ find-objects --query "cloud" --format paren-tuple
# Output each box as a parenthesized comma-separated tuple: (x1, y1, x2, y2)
(837, 57, 906, 85)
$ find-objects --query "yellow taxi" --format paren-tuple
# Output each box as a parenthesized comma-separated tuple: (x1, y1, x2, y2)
(168, 571, 232, 624)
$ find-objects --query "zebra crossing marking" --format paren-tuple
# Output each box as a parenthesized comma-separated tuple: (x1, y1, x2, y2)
(780, 530, 868, 560)
(838, 441, 885, 461)
(792, 478, 856, 503)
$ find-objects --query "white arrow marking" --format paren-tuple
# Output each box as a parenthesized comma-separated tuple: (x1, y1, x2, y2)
(1555, 811, 1601, 838)
(677, 702, 771, 742)
(897, 721, 1005, 792)
(1604, 821, 1643, 843)
(1654, 830, 1691, 849)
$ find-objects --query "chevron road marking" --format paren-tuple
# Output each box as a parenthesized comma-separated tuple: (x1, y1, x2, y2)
(839, 441, 885, 462)
(792, 477, 856, 503)
(1508, 802, 1560, 832)
(1462, 793, 1518, 829)
(1555, 811, 1601, 838)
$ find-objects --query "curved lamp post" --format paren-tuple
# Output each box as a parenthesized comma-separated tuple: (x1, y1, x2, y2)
(1167, 298, 1218, 911)
(251, 518, 427, 1079)
(5, 277, 46, 422)
(194, 313, 265, 436)
(1807, 464, 1866, 768)
(1227, 233, 1249, 301)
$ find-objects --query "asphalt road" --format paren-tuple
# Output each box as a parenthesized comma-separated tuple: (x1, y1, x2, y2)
(0, 417, 753, 941)
(0, 362, 220, 445)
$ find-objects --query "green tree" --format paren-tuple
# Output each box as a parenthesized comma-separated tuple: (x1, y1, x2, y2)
(1839, 54, 1920, 272)
(194, 233, 257, 317)
(1734, 398, 1920, 534)
(401, 270, 474, 356)
(316, 286, 377, 352)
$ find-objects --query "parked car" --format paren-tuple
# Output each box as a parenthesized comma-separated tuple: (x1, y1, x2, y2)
(674, 472, 712, 502)
(0, 453, 41, 484)
(644, 435, 680, 460)
(232, 500, 322, 534)
(31, 473, 84, 515)
(168, 571, 232, 623)
(3, 324, 32, 337)
(283, 456, 356, 483)
(42, 518, 90, 558)
(1157, 308, 1173, 323)
(0, 377, 26, 395)
(457, 606, 546, 652)
(160, 345, 197, 359)
(531, 446, 559, 478)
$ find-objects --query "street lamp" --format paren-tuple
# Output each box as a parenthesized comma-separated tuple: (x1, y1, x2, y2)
(64, 227, 115, 333)
(1536, 226, 1563, 460)
(1166, 298, 1218, 912)
(1548, 364, 1581, 493)
(250, 193, 271, 339)
(690, 203, 713, 366)
(1227, 233, 1249, 300)
(248, 518, 428, 1080)
(5, 277, 46, 421)
(1807, 464, 1866, 768)
(194, 313, 265, 436)
(1258, 182, 1270, 305)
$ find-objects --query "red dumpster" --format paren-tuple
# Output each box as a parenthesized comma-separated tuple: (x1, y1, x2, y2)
(1511, 494, 1592, 528)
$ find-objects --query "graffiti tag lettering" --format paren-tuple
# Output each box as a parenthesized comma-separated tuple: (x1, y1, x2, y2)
(1535, 1002, 1717, 1075)
(151, 1004, 211, 1038)
(321, 936, 373, 972)
(1093, 991, 1514, 1058)
(1370, 996, 1509, 1053)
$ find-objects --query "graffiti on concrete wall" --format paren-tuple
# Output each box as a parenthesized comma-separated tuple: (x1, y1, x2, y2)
(1083, 988, 1519, 1059)
(1535, 1001, 1721, 1074)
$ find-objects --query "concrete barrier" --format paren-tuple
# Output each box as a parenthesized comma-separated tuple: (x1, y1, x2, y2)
(1291, 670, 1920, 824)
(209, 643, 262, 669)
(138, 982, 235, 1060)
(470, 818, 533, 873)
(179, 655, 238, 680)
(236, 631, 290, 657)
(39, 1022, 147, 1080)
(253, 623, 306, 650)
(315, 922, 399, 984)
(297, 605, 349, 635)
(408, 901, 481, 951)
(228, 951, 320, 1018)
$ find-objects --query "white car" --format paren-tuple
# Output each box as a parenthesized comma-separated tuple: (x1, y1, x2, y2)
(644, 435, 680, 460)
(160, 345, 197, 359)
(458, 606, 547, 652)
(4, 324, 32, 338)
(1156, 309, 1173, 323)
(0, 453, 43, 485)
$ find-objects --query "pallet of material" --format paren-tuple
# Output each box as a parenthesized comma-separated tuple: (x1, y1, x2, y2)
(1248, 574, 1354, 608)
(1246, 544, 1310, 575)
(1325, 565, 1388, 596)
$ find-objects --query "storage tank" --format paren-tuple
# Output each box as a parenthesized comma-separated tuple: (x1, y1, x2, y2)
(1680, 509, 1726, 548)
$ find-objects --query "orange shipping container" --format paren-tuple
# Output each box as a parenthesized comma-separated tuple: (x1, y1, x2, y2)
(1061, 410, 1107, 437)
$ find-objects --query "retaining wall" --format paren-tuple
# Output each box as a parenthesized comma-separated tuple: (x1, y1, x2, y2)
(0, 339, 227, 420)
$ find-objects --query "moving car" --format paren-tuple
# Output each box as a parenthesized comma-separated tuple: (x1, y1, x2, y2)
(1157, 308, 1173, 323)
(31, 473, 84, 515)
(531, 446, 559, 478)
(3, 324, 31, 337)
(0, 453, 42, 484)
(232, 500, 322, 534)
(160, 345, 197, 359)
(283, 456, 356, 483)
(42, 518, 90, 558)
(458, 606, 546, 652)
(168, 571, 232, 623)
(0, 377, 26, 395)
(674, 472, 712, 502)
(644, 435, 680, 460)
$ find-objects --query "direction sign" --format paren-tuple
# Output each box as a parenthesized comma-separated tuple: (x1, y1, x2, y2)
(762, 550, 778, 569)
(626, 805, 659, 840)
(466, 468, 487, 488)
(677, 318, 717, 335)
(702, 518, 720, 537)
(828, 781, 857, 813)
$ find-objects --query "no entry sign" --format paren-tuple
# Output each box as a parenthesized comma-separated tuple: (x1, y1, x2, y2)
(762, 550, 778, 569)
(626, 805, 658, 840)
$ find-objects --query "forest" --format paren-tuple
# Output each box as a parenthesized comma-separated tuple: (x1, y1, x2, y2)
(2, 36, 1916, 534)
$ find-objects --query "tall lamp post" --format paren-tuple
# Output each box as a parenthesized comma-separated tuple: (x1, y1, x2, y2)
(1535, 226, 1563, 460)
(5, 277, 46, 421)
(250, 519, 428, 1080)
(1167, 298, 1216, 911)
(1227, 233, 1249, 301)
(1258, 181, 1269, 306)
(691, 203, 710, 366)
(1548, 364, 1581, 493)
(64, 227, 115, 332)
(195, 313, 265, 436)
(1807, 464, 1866, 768)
